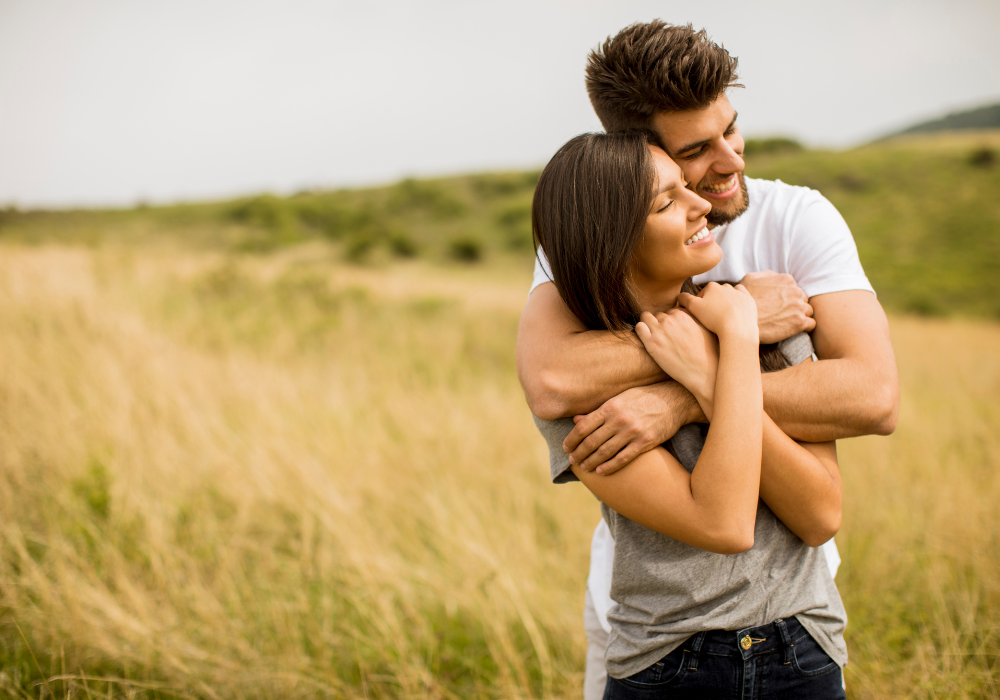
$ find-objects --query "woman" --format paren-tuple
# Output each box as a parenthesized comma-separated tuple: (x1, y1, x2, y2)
(531, 130, 847, 698)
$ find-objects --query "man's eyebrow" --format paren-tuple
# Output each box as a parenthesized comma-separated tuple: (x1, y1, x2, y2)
(674, 112, 739, 156)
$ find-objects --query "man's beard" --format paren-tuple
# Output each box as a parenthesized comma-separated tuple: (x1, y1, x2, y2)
(705, 172, 750, 227)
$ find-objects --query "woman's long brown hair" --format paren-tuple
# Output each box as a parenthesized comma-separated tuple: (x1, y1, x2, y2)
(532, 130, 660, 332)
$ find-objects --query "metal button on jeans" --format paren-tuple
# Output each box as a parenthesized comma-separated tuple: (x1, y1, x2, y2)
(740, 635, 752, 650)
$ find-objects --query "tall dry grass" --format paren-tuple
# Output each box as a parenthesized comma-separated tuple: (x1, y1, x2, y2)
(0, 243, 997, 698)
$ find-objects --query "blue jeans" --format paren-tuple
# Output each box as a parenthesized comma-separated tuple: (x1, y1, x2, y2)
(604, 617, 845, 700)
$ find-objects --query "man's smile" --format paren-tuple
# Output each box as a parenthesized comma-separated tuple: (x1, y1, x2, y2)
(699, 174, 739, 197)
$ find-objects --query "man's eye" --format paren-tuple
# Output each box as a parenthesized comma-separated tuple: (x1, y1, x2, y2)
(683, 147, 707, 160)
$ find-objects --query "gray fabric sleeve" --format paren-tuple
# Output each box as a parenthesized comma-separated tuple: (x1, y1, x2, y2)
(777, 332, 815, 366)
(531, 415, 578, 483)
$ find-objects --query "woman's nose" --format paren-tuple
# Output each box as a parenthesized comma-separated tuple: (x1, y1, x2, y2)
(689, 191, 712, 220)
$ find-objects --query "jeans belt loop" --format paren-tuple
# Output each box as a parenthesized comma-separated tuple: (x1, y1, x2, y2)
(685, 631, 707, 671)
(775, 617, 795, 665)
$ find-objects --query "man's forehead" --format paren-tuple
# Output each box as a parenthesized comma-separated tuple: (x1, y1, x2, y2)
(651, 95, 737, 150)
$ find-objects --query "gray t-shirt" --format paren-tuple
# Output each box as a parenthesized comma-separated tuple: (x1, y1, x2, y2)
(533, 333, 847, 679)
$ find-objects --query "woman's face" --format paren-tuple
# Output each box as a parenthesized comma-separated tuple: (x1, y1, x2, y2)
(630, 145, 719, 288)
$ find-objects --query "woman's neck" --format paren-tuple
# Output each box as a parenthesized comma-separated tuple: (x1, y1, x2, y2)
(632, 278, 687, 315)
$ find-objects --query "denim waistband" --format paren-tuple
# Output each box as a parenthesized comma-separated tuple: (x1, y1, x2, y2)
(679, 616, 808, 669)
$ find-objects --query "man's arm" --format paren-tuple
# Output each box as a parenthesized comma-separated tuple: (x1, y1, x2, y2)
(564, 289, 898, 472)
(516, 282, 666, 420)
(518, 278, 898, 469)
(517, 270, 818, 421)
(761, 289, 898, 441)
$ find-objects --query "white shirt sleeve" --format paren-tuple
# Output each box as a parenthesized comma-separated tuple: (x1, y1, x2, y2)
(785, 192, 875, 298)
(528, 248, 555, 297)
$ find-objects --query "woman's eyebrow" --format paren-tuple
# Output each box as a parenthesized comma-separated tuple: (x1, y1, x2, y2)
(656, 180, 680, 195)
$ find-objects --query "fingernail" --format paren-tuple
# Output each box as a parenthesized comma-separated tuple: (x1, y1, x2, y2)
(567, 456, 576, 465)
(596, 467, 604, 475)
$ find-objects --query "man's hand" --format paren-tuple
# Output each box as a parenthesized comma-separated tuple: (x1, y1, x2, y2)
(740, 271, 815, 343)
(562, 380, 705, 476)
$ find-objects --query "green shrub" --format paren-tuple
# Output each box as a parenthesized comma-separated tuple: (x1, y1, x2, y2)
(228, 195, 294, 231)
(743, 137, 804, 157)
(448, 236, 482, 262)
(344, 231, 378, 263)
(469, 171, 540, 199)
(388, 230, 419, 258)
(969, 147, 996, 168)
(494, 203, 533, 250)
(388, 179, 466, 219)
(296, 201, 379, 240)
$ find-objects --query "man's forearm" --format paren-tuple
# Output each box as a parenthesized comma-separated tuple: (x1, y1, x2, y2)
(761, 291, 899, 442)
(517, 283, 665, 419)
(762, 355, 897, 441)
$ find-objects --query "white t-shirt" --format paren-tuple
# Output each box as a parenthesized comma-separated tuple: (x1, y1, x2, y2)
(529, 177, 868, 632)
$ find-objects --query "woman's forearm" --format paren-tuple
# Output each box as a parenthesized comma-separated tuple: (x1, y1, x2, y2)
(688, 334, 763, 548)
(759, 422, 841, 546)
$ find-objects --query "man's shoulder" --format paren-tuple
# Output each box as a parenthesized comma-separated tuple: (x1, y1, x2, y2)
(744, 177, 829, 213)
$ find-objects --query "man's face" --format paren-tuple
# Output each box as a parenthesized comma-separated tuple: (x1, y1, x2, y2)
(651, 93, 749, 227)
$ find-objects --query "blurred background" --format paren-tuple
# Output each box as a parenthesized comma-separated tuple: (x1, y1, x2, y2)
(1, 2, 999, 699)
(2, 0, 999, 206)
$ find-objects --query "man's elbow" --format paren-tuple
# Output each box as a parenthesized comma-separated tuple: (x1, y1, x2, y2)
(867, 381, 900, 436)
(521, 369, 574, 420)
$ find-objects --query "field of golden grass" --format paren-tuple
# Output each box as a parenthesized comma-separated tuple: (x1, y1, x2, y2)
(1, 242, 998, 699)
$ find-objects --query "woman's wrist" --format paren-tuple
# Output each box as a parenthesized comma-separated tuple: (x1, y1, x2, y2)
(690, 380, 716, 421)
(718, 327, 760, 348)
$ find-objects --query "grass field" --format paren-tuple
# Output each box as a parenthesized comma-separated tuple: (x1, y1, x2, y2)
(1, 131, 999, 697)
(0, 239, 998, 699)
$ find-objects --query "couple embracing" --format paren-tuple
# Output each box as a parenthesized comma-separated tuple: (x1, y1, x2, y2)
(516, 21, 899, 700)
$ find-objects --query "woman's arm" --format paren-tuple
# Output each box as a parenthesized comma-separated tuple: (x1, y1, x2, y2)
(759, 429, 841, 546)
(571, 284, 763, 554)
(571, 445, 754, 554)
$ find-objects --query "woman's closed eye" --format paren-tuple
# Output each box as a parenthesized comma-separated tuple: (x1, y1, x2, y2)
(657, 200, 674, 213)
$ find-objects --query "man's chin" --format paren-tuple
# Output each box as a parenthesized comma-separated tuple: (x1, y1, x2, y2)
(706, 172, 750, 227)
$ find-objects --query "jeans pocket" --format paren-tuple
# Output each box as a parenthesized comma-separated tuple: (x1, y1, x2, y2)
(618, 645, 687, 689)
(790, 629, 839, 678)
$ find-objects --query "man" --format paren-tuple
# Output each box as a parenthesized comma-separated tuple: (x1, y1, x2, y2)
(516, 21, 898, 700)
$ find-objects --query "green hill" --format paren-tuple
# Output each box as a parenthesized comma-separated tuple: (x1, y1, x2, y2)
(2, 129, 999, 318)
(884, 102, 1000, 138)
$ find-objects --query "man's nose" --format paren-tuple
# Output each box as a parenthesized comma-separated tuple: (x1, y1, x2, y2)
(714, 138, 745, 174)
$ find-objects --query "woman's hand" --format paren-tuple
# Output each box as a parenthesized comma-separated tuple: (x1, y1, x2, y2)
(634, 308, 719, 417)
(678, 282, 759, 344)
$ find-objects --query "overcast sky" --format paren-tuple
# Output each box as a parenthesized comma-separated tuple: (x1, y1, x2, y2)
(2, 0, 998, 208)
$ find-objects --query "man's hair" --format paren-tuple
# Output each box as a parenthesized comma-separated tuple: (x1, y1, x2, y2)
(586, 20, 741, 131)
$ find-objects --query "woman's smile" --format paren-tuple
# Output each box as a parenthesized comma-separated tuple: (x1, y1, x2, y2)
(685, 227, 713, 246)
